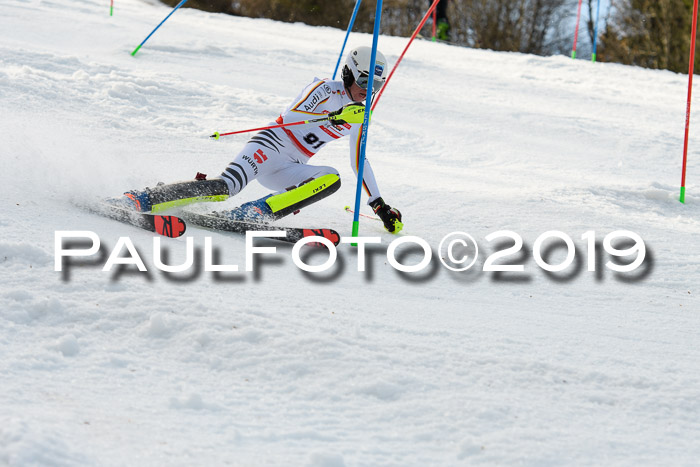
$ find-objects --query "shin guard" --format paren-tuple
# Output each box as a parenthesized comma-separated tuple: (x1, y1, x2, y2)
(148, 178, 230, 213)
(266, 173, 341, 220)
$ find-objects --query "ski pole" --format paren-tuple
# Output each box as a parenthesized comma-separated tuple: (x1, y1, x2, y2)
(211, 118, 329, 139)
(131, 0, 188, 56)
(371, 0, 441, 112)
(344, 205, 380, 222)
(211, 104, 367, 139)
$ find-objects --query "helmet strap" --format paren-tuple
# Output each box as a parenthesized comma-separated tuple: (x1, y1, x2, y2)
(341, 65, 355, 93)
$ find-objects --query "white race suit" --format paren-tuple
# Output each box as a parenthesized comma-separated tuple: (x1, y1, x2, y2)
(220, 78, 383, 203)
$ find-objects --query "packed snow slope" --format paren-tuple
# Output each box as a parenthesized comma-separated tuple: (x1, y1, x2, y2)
(1, 0, 700, 465)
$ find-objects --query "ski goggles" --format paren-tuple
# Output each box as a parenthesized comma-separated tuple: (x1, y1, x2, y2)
(356, 72, 385, 91)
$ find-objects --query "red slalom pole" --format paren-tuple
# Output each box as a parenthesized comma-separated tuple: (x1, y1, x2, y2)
(371, 0, 441, 111)
(681, 0, 699, 203)
(571, 0, 583, 59)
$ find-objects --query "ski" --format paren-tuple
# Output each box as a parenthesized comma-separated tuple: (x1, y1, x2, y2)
(81, 202, 187, 238)
(180, 211, 341, 246)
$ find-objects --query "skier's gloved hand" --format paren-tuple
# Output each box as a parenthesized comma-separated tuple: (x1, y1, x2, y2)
(328, 107, 346, 125)
(329, 102, 366, 125)
(369, 197, 403, 233)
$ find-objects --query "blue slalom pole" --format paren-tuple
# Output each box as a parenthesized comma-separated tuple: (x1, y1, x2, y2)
(591, 0, 601, 62)
(333, 0, 363, 79)
(352, 0, 383, 239)
(131, 0, 188, 56)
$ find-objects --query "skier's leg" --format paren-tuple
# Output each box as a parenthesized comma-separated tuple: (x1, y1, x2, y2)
(222, 163, 341, 221)
(110, 139, 277, 212)
(113, 177, 229, 213)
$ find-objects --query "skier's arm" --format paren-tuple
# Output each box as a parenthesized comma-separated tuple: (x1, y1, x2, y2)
(280, 79, 332, 125)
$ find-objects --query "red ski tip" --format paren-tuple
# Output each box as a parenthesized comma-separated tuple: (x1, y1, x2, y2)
(154, 216, 186, 238)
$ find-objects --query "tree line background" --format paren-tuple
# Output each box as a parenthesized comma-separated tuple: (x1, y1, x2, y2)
(162, 0, 700, 74)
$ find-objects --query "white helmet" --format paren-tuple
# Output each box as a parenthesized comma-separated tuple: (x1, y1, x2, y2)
(342, 46, 388, 92)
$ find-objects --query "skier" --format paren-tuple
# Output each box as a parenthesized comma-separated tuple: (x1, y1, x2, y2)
(111, 46, 403, 234)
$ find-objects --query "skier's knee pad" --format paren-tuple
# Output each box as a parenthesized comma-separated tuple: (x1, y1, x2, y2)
(148, 178, 230, 212)
(265, 173, 341, 220)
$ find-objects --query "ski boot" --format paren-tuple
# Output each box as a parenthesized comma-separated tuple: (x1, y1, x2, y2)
(370, 197, 403, 233)
(214, 173, 341, 223)
(220, 195, 274, 222)
(105, 188, 152, 212)
(106, 175, 229, 213)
